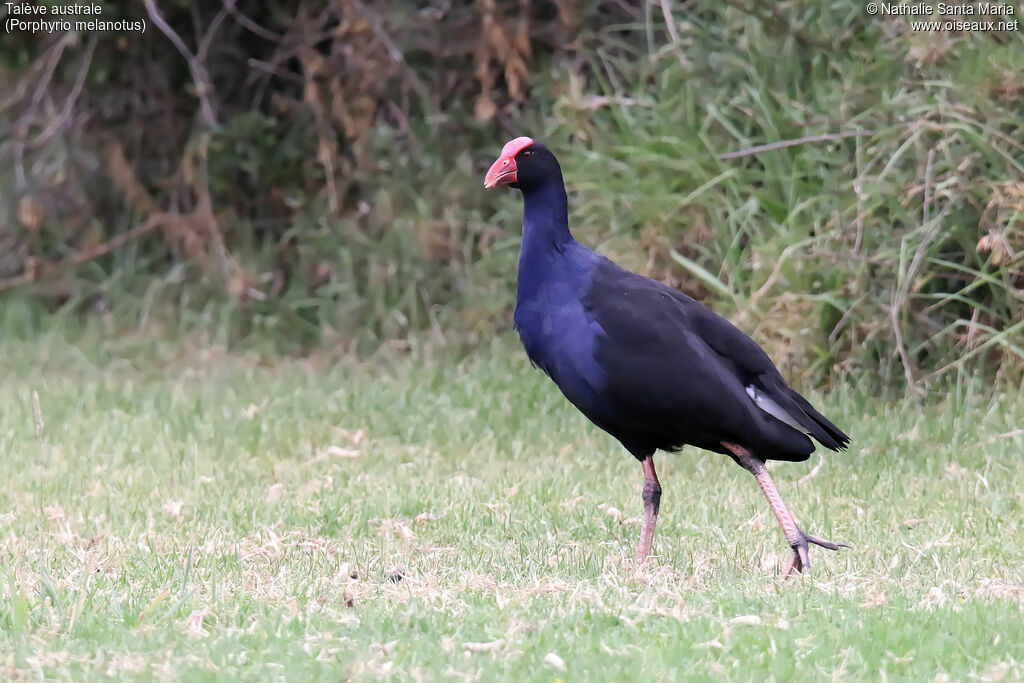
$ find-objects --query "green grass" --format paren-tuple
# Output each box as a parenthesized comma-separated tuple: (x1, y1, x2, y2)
(1, 330, 1023, 680)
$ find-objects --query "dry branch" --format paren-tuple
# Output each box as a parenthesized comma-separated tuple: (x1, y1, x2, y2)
(143, 0, 219, 128)
(0, 216, 167, 293)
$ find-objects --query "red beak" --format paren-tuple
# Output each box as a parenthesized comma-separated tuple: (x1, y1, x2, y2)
(483, 136, 534, 188)
(484, 156, 517, 188)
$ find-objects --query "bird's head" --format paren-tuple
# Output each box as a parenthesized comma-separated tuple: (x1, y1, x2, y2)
(483, 137, 561, 191)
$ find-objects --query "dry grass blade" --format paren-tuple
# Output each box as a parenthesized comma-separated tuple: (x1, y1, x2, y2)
(32, 390, 44, 441)
(717, 131, 874, 160)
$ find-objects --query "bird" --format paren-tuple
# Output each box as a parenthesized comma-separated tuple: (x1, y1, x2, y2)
(483, 136, 850, 576)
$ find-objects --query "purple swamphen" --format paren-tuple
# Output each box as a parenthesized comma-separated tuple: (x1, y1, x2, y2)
(484, 137, 850, 575)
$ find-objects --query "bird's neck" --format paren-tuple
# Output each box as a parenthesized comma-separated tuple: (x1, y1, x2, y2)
(520, 179, 572, 257)
(516, 178, 579, 305)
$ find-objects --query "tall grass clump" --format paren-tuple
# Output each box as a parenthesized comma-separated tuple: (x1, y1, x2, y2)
(537, 2, 1024, 390)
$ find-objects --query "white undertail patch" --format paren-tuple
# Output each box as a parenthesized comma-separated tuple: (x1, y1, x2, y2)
(746, 385, 809, 434)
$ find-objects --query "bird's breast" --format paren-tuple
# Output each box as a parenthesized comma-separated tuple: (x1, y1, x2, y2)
(513, 293, 610, 420)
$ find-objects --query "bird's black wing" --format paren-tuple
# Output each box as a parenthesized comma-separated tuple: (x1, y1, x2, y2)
(582, 259, 848, 459)
(676, 290, 850, 451)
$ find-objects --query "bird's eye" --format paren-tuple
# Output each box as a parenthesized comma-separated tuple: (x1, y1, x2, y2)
(522, 150, 534, 158)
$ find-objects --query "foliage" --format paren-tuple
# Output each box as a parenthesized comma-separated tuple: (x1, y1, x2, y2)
(542, 3, 1024, 389)
(1, 1, 1022, 387)
(0, 0, 602, 347)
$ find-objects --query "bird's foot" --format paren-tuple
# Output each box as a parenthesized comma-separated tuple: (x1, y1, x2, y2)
(781, 529, 850, 578)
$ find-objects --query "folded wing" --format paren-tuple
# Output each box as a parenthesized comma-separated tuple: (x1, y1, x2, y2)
(582, 259, 849, 460)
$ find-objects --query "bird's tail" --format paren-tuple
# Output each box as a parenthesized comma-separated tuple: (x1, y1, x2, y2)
(786, 389, 850, 451)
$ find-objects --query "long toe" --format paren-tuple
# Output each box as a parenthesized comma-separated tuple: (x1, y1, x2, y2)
(781, 528, 849, 578)
(803, 531, 851, 552)
(782, 548, 805, 578)
(794, 541, 811, 573)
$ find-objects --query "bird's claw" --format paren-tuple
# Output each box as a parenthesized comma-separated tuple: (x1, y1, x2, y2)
(781, 528, 849, 578)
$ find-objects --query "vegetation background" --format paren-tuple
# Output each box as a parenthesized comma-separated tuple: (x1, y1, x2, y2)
(1, 1, 1024, 679)
(2, 0, 1021, 389)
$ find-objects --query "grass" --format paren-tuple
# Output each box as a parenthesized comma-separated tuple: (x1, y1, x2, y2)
(2, 328, 1023, 680)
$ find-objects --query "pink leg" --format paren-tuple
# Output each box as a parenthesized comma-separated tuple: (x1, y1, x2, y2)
(722, 442, 848, 577)
(636, 455, 662, 565)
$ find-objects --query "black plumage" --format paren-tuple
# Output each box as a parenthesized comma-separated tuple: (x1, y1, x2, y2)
(582, 263, 849, 461)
